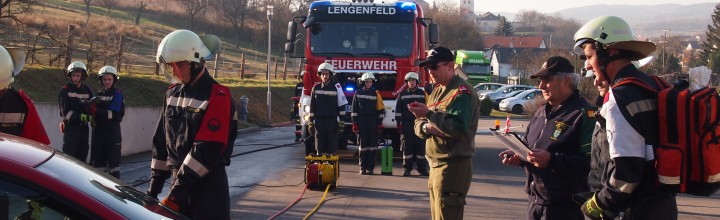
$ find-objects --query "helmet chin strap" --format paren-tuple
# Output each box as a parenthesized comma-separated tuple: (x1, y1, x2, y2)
(595, 42, 623, 85)
(188, 59, 205, 83)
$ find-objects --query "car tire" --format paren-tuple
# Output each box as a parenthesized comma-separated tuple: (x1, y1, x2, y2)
(512, 105, 524, 114)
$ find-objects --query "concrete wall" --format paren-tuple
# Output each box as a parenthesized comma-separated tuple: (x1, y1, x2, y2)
(36, 102, 161, 157)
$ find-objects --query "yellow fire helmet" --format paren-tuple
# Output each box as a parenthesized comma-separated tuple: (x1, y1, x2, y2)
(573, 16, 656, 60)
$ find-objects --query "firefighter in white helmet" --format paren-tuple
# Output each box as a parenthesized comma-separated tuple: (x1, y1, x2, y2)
(0, 44, 51, 220)
(574, 16, 676, 220)
(292, 70, 305, 142)
(308, 63, 347, 155)
(89, 66, 125, 178)
(150, 29, 237, 219)
(58, 61, 94, 162)
(395, 72, 428, 176)
(352, 72, 385, 175)
(0, 45, 50, 144)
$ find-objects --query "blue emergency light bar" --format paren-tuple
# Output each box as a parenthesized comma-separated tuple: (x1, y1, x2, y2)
(309, 0, 417, 20)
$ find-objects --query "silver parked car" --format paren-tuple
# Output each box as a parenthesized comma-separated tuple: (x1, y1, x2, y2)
(478, 84, 535, 100)
(474, 83, 505, 95)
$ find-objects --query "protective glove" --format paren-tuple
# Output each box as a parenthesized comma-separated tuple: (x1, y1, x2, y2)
(308, 122, 315, 136)
(581, 193, 604, 220)
(352, 123, 359, 133)
(162, 186, 189, 213)
(337, 121, 345, 134)
(377, 124, 384, 134)
(80, 114, 91, 122)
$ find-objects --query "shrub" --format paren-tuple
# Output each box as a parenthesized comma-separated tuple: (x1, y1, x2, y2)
(479, 98, 493, 116)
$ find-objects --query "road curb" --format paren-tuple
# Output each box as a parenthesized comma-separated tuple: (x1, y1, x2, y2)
(237, 121, 293, 134)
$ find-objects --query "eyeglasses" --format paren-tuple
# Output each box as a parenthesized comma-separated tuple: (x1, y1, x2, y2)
(424, 62, 449, 71)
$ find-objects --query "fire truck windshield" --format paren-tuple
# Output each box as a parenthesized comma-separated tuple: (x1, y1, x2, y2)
(310, 22, 413, 57)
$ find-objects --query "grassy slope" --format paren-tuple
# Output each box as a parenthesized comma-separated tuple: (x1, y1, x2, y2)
(13, 66, 296, 128)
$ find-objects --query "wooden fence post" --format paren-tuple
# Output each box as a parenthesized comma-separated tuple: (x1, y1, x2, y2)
(240, 53, 245, 79)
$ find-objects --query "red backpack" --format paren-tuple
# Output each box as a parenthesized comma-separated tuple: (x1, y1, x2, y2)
(655, 82, 720, 196)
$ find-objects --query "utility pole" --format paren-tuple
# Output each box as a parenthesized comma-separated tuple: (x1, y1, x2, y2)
(266, 5, 274, 125)
(662, 29, 669, 74)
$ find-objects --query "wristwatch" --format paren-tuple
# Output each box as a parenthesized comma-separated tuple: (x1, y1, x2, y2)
(422, 123, 429, 134)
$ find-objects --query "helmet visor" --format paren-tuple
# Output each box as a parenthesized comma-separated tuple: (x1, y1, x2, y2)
(158, 56, 180, 84)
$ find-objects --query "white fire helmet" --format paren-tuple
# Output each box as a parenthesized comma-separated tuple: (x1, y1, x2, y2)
(66, 61, 88, 80)
(0, 45, 26, 89)
(404, 72, 419, 82)
(360, 72, 376, 81)
(155, 29, 221, 83)
(317, 63, 334, 75)
(98, 66, 119, 82)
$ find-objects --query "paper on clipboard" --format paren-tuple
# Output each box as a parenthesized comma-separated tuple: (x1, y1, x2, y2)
(490, 128, 531, 161)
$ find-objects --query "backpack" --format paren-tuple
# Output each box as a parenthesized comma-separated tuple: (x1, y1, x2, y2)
(616, 75, 720, 196)
(655, 81, 720, 196)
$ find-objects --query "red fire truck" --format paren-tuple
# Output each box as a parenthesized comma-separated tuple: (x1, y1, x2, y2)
(286, 0, 439, 151)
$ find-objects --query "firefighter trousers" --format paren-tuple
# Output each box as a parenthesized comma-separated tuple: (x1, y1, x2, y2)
(63, 123, 89, 163)
(429, 158, 472, 220)
(170, 166, 230, 219)
(314, 117, 338, 154)
(401, 132, 427, 173)
(358, 115, 378, 172)
(91, 125, 122, 178)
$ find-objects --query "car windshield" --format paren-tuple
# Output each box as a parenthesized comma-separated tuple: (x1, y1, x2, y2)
(502, 90, 523, 98)
(37, 153, 187, 219)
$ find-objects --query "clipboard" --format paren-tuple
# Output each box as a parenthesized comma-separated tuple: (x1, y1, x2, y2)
(489, 128, 531, 161)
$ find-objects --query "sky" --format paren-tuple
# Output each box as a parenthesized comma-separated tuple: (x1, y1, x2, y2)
(451, 0, 716, 14)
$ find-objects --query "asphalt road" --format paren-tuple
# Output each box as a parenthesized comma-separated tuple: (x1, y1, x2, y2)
(121, 119, 720, 219)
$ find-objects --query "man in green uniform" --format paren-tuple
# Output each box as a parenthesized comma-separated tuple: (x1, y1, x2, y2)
(408, 46, 480, 220)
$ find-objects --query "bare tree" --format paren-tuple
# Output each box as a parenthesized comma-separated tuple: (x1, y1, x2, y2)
(98, 0, 117, 16)
(213, 0, 251, 46)
(0, 0, 38, 23)
(135, 0, 148, 25)
(83, 0, 92, 17)
(179, 0, 209, 30)
(425, 3, 483, 50)
(515, 10, 548, 28)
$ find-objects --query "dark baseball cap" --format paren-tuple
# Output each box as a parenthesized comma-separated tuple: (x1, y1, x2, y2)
(419, 46, 455, 67)
(530, 56, 575, 79)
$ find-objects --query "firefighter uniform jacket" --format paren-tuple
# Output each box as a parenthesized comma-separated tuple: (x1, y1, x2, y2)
(395, 88, 427, 130)
(150, 72, 238, 218)
(593, 65, 677, 219)
(351, 87, 384, 123)
(59, 82, 93, 125)
(93, 87, 125, 127)
(522, 91, 594, 204)
(0, 87, 50, 145)
(309, 81, 345, 121)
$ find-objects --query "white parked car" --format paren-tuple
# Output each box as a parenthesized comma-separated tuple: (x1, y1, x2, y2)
(474, 83, 505, 95)
(478, 84, 534, 100)
(499, 89, 543, 114)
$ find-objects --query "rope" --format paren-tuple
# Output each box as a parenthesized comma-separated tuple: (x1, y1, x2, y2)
(427, 89, 462, 108)
(267, 184, 309, 220)
(303, 184, 332, 220)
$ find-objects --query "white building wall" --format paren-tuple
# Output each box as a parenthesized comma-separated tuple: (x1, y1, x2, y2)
(36, 102, 161, 158)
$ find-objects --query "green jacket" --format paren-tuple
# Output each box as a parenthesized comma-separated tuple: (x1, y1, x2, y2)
(415, 75, 479, 165)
